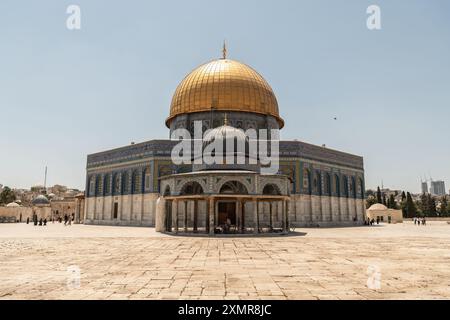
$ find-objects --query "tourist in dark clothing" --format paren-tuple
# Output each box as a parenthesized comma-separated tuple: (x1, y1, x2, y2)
(43, 218, 47, 226)
(39, 218, 43, 226)
(26, 217, 30, 224)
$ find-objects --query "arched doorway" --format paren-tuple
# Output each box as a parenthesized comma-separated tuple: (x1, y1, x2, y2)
(217, 181, 248, 232)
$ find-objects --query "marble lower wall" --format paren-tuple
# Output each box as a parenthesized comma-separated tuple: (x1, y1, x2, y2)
(84, 193, 159, 227)
(84, 194, 366, 228)
(288, 195, 366, 227)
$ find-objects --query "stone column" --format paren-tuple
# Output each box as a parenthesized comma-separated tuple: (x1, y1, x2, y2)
(281, 200, 286, 232)
(236, 200, 242, 231)
(241, 200, 245, 233)
(184, 201, 188, 232)
(253, 198, 258, 234)
(172, 199, 178, 234)
(193, 200, 198, 233)
(285, 199, 290, 233)
(209, 197, 215, 236)
(269, 201, 273, 230)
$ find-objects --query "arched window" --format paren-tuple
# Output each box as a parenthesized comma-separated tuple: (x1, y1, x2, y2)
(89, 176, 95, 196)
(359, 178, 364, 199)
(122, 171, 129, 193)
(144, 168, 151, 192)
(324, 173, 331, 195)
(180, 181, 204, 195)
(113, 173, 121, 195)
(303, 168, 311, 195)
(104, 174, 111, 195)
(95, 175, 103, 196)
(132, 170, 141, 194)
(262, 184, 282, 195)
(343, 176, 349, 198)
(219, 181, 248, 194)
(163, 185, 171, 196)
(314, 171, 322, 195)
(333, 174, 340, 196)
(351, 177, 357, 199)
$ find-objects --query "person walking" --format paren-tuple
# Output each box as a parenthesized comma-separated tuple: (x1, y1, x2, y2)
(26, 217, 30, 225)
(64, 214, 68, 226)
(43, 218, 47, 226)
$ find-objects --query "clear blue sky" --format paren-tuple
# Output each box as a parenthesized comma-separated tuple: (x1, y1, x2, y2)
(0, 0, 449, 192)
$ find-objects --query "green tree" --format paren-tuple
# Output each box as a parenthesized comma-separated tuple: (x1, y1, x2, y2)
(418, 193, 428, 216)
(376, 187, 382, 204)
(427, 194, 437, 216)
(389, 194, 398, 209)
(366, 189, 375, 198)
(0, 186, 16, 205)
(405, 192, 417, 218)
(440, 196, 448, 216)
(401, 191, 406, 201)
(382, 193, 387, 206)
(366, 195, 377, 209)
(400, 191, 407, 216)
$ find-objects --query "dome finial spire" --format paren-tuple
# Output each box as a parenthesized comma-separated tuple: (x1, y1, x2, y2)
(222, 40, 227, 59)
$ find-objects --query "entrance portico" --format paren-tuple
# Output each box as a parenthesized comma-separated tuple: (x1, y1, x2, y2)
(162, 194, 290, 235)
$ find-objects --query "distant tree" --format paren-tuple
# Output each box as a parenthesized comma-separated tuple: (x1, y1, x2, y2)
(405, 192, 417, 218)
(418, 193, 428, 216)
(366, 195, 377, 209)
(440, 196, 448, 216)
(365, 189, 375, 198)
(401, 191, 406, 202)
(427, 194, 437, 216)
(30, 186, 43, 192)
(0, 186, 16, 205)
(376, 187, 382, 204)
(382, 193, 387, 206)
(388, 194, 398, 209)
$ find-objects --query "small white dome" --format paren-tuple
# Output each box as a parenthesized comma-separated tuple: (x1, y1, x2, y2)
(203, 125, 248, 144)
(368, 203, 388, 211)
(6, 202, 20, 207)
(32, 195, 50, 205)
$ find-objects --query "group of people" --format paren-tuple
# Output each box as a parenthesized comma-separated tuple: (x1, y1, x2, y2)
(413, 217, 427, 225)
(26, 213, 75, 226)
(365, 217, 380, 226)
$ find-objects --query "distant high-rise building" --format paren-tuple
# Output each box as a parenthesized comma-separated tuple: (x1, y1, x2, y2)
(430, 180, 446, 196)
(421, 181, 429, 194)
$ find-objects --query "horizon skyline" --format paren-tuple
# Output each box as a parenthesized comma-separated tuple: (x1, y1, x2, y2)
(1, 0, 449, 193)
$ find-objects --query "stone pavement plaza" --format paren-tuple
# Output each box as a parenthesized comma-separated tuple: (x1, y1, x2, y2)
(1, 222, 449, 300)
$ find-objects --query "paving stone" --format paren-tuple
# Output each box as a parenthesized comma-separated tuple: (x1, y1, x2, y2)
(1, 222, 450, 300)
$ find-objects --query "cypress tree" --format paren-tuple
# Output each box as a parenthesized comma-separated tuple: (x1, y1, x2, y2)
(405, 192, 417, 218)
(401, 191, 407, 216)
(389, 194, 397, 209)
(376, 187, 382, 204)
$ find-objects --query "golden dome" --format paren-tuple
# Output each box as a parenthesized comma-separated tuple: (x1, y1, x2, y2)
(167, 58, 284, 128)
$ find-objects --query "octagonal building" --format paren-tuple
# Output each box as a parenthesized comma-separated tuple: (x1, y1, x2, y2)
(84, 52, 366, 234)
